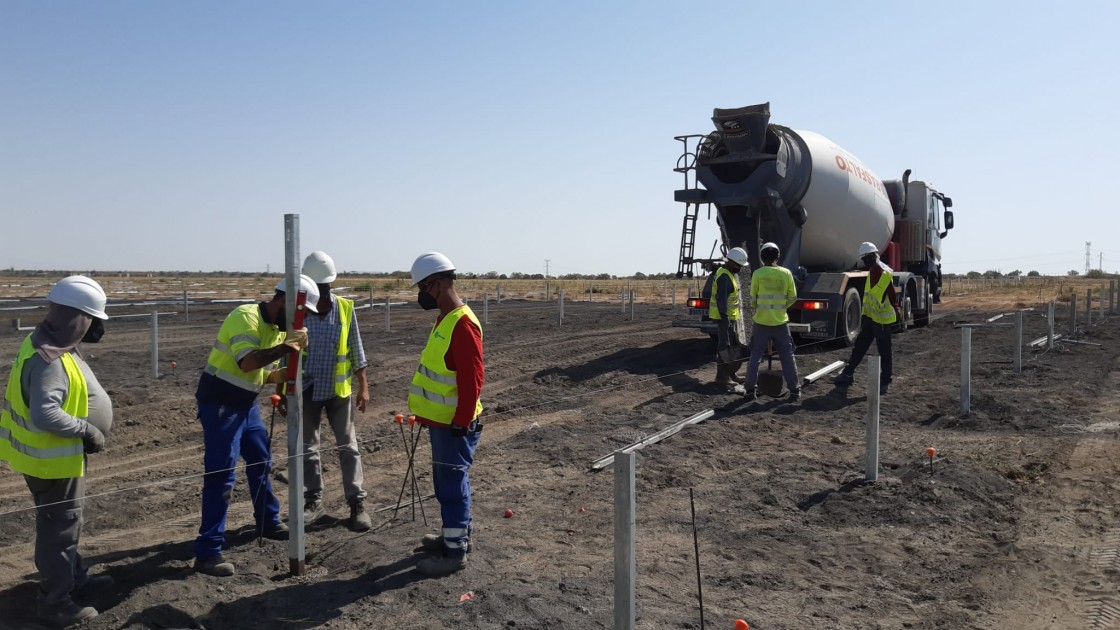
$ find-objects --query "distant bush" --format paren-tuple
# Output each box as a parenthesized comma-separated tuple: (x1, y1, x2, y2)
(1027, 271, 1040, 277)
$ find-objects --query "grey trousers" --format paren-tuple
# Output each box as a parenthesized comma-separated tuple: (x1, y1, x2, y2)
(24, 473, 88, 606)
(745, 322, 801, 391)
(302, 393, 367, 503)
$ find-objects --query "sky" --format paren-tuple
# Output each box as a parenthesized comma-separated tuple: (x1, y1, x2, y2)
(1, 1, 1117, 277)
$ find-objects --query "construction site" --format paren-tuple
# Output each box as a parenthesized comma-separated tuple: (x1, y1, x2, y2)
(1, 275, 1119, 629)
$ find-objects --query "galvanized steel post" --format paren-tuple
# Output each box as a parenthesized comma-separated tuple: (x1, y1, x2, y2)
(183, 289, 189, 322)
(1014, 310, 1023, 374)
(150, 311, 159, 378)
(961, 327, 972, 416)
(283, 213, 307, 576)
(483, 293, 489, 325)
(385, 295, 391, 332)
(1047, 301, 1055, 350)
(1070, 293, 1077, 338)
(613, 450, 636, 630)
(865, 356, 880, 482)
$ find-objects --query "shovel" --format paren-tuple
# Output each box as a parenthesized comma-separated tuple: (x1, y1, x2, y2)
(756, 340, 785, 398)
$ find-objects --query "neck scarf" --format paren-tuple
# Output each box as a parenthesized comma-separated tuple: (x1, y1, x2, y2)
(30, 304, 92, 363)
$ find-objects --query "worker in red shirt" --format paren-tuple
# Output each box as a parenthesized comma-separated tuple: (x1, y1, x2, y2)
(407, 252, 484, 577)
(835, 242, 902, 395)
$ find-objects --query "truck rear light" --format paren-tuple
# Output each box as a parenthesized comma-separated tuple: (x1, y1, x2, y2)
(687, 298, 709, 309)
(797, 300, 828, 310)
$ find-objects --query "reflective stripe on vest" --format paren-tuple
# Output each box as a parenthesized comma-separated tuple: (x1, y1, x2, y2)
(863, 272, 897, 324)
(751, 266, 794, 326)
(204, 304, 282, 393)
(333, 297, 354, 398)
(0, 336, 87, 479)
(407, 305, 483, 425)
(707, 267, 740, 321)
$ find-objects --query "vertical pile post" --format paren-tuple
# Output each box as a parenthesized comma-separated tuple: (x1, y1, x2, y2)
(558, 289, 564, 326)
(1047, 301, 1055, 350)
(483, 293, 489, 325)
(283, 214, 307, 576)
(614, 450, 636, 630)
(1070, 293, 1077, 338)
(620, 285, 625, 314)
(183, 289, 189, 322)
(150, 311, 159, 378)
(1101, 284, 1106, 319)
(384, 295, 391, 332)
(1013, 310, 1023, 374)
(960, 327, 972, 416)
(865, 356, 880, 482)
(672, 284, 676, 309)
(1087, 289, 1092, 327)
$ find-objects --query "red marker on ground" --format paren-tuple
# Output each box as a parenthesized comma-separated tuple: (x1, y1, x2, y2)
(503, 508, 514, 518)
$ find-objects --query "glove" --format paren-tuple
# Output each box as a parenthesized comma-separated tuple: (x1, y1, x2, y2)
(266, 369, 287, 384)
(82, 423, 105, 454)
(450, 420, 482, 438)
(283, 328, 309, 352)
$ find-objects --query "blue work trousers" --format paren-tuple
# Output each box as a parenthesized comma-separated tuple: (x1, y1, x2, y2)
(428, 423, 481, 549)
(194, 403, 280, 559)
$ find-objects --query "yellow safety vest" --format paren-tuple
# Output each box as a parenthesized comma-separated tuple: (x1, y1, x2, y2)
(708, 266, 740, 321)
(408, 305, 483, 425)
(0, 336, 87, 479)
(202, 304, 284, 392)
(863, 271, 898, 324)
(332, 297, 355, 399)
(751, 265, 796, 326)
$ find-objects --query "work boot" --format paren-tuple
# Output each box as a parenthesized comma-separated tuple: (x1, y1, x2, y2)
(714, 375, 732, 386)
(415, 547, 467, 577)
(879, 383, 889, 396)
(194, 555, 235, 577)
(421, 534, 472, 553)
(743, 387, 757, 401)
(74, 572, 115, 594)
(834, 373, 853, 387)
(348, 499, 372, 532)
(262, 522, 289, 540)
(787, 388, 802, 402)
(37, 600, 98, 627)
(728, 372, 745, 384)
(303, 499, 325, 524)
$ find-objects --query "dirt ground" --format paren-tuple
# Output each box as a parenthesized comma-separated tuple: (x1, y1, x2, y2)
(1, 290, 1119, 630)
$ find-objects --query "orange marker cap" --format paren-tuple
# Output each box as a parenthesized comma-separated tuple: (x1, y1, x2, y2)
(734, 620, 749, 630)
(269, 394, 282, 407)
(408, 415, 417, 426)
(394, 413, 404, 424)
(926, 447, 937, 458)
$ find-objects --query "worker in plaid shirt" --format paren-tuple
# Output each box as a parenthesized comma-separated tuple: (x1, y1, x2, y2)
(300, 251, 372, 531)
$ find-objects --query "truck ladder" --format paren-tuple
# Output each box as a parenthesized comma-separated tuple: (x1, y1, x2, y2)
(677, 203, 703, 278)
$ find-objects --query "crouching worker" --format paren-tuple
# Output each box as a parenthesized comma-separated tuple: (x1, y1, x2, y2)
(0, 276, 114, 626)
(408, 252, 485, 578)
(744, 242, 800, 401)
(192, 275, 318, 577)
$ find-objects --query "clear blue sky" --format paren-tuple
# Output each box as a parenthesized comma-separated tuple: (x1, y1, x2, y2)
(2, 1, 1116, 277)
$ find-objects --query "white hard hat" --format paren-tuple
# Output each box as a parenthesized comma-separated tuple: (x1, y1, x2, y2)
(275, 274, 321, 313)
(302, 251, 337, 284)
(760, 242, 780, 255)
(858, 242, 880, 257)
(725, 247, 748, 266)
(48, 276, 108, 320)
(410, 252, 456, 286)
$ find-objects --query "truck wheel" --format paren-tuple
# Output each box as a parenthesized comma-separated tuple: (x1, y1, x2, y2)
(914, 285, 932, 327)
(840, 288, 861, 346)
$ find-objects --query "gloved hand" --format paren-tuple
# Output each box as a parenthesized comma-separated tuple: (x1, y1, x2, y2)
(283, 328, 309, 352)
(82, 423, 106, 454)
(266, 369, 287, 384)
(450, 420, 482, 438)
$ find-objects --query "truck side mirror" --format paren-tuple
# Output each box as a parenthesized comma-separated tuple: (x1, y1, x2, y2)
(943, 197, 953, 208)
(944, 210, 954, 229)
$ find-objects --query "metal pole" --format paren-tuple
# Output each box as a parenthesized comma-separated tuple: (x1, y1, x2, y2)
(558, 289, 563, 326)
(1101, 284, 1106, 319)
(545, 280, 550, 303)
(672, 284, 676, 309)
(1070, 293, 1077, 338)
(1087, 288, 1092, 327)
(961, 327, 971, 417)
(689, 488, 705, 630)
(865, 356, 880, 482)
(1110, 280, 1116, 315)
(283, 214, 306, 576)
(150, 311, 159, 378)
(629, 290, 635, 321)
(1013, 310, 1023, 374)
(483, 293, 489, 325)
(385, 295, 391, 332)
(589, 280, 593, 303)
(620, 285, 625, 314)
(183, 289, 189, 322)
(613, 450, 636, 630)
(497, 284, 501, 304)
(1047, 301, 1055, 350)
(369, 286, 374, 308)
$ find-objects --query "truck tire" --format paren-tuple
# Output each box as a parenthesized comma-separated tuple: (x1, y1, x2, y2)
(840, 287, 862, 346)
(914, 285, 932, 327)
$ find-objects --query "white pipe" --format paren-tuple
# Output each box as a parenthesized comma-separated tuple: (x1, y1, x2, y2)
(283, 213, 307, 575)
(150, 311, 159, 378)
(1013, 310, 1023, 374)
(483, 293, 489, 325)
(1047, 301, 1055, 350)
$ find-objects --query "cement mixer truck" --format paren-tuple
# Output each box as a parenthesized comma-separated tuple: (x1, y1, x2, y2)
(672, 102, 955, 345)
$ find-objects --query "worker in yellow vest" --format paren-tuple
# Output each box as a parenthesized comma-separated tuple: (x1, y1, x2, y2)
(835, 242, 902, 395)
(711, 247, 749, 387)
(192, 275, 316, 577)
(0, 276, 114, 626)
(408, 252, 485, 577)
(299, 251, 371, 532)
(744, 242, 801, 401)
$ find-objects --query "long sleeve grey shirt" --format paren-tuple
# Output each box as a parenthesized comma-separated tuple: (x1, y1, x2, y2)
(20, 351, 113, 437)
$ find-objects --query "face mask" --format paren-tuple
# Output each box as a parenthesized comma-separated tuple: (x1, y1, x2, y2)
(417, 288, 438, 310)
(82, 319, 105, 344)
